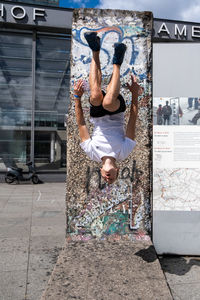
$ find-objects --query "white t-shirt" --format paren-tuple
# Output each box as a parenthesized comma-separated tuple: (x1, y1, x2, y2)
(80, 112, 136, 162)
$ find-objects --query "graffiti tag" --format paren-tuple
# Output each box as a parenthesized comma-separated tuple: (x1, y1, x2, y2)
(86, 159, 143, 194)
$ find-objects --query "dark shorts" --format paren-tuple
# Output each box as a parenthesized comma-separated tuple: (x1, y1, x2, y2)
(90, 90, 126, 118)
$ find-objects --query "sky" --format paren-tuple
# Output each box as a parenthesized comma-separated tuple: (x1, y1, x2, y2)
(59, 0, 200, 22)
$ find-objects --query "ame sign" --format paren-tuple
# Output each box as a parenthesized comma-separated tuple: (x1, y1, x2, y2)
(154, 19, 200, 41)
(158, 22, 200, 38)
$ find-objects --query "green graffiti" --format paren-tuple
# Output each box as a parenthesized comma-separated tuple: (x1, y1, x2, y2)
(101, 211, 130, 235)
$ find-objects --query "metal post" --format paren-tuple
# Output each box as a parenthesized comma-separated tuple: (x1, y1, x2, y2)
(50, 132, 55, 163)
(31, 31, 36, 163)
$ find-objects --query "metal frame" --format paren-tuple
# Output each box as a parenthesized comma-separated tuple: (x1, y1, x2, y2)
(31, 30, 36, 163)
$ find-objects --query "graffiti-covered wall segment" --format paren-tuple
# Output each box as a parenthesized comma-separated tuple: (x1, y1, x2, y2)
(67, 8, 153, 240)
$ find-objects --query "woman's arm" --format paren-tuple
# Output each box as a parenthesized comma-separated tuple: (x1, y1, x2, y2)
(125, 75, 142, 140)
(74, 80, 90, 142)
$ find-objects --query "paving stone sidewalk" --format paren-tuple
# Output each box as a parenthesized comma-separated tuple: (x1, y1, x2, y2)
(0, 182, 66, 300)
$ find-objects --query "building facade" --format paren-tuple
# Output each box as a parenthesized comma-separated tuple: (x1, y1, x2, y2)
(1, 1, 200, 255)
(0, 1, 72, 172)
(0, 1, 200, 171)
(1, 2, 200, 173)
(0, 4, 200, 159)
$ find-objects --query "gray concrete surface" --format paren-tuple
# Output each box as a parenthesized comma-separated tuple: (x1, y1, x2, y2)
(153, 210, 200, 255)
(160, 256, 200, 300)
(41, 240, 173, 300)
(0, 182, 66, 300)
(1, 182, 200, 300)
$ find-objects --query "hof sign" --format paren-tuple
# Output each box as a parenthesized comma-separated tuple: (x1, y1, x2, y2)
(0, 2, 72, 29)
(0, 3, 45, 21)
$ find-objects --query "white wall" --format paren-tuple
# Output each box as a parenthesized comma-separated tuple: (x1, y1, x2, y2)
(153, 43, 200, 97)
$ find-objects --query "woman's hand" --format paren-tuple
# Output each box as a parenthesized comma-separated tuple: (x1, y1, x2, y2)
(74, 79, 84, 98)
(126, 74, 143, 96)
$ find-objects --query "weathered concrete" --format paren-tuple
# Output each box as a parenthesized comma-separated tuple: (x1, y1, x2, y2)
(41, 240, 172, 300)
(67, 8, 153, 240)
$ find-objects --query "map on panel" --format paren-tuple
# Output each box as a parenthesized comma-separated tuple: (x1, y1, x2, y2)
(154, 168, 200, 211)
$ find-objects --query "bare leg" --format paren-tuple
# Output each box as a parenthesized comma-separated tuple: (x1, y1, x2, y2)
(103, 64, 121, 112)
(89, 51, 103, 106)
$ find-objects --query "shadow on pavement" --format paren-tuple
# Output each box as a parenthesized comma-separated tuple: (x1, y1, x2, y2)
(159, 256, 200, 276)
(135, 245, 158, 263)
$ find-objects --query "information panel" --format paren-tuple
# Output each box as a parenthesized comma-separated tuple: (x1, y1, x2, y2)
(153, 43, 200, 255)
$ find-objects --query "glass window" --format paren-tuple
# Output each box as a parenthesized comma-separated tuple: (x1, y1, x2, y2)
(0, 30, 70, 172)
(0, 32, 32, 168)
(34, 34, 70, 170)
